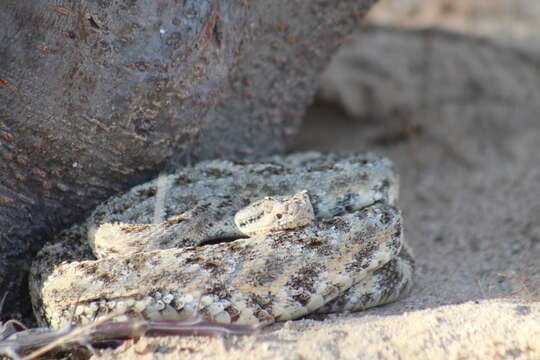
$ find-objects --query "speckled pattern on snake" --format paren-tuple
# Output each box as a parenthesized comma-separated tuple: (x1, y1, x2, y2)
(30, 152, 414, 329)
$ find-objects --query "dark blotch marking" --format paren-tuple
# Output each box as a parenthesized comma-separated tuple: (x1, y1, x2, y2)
(378, 179, 390, 195)
(303, 236, 336, 257)
(325, 217, 351, 233)
(249, 294, 274, 322)
(248, 294, 274, 322)
(307, 164, 335, 172)
(201, 260, 221, 274)
(240, 197, 252, 207)
(252, 307, 273, 323)
(251, 270, 277, 286)
(305, 238, 324, 248)
(204, 168, 233, 178)
(380, 210, 391, 225)
(292, 293, 311, 307)
(357, 170, 369, 181)
(393, 223, 402, 239)
(287, 264, 321, 294)
(335, 193, 357, 215)
(136, 187, 157, 199)
(191, 203, 211, 217)
(269, 231, 298, 249)
(251, 165, 292, 176)
(207, 283, 228, 298)
(217, 196, 233, 208)
(351, 158, 370, 166)
(357, 292, 375, 307)
(79, 262, 98, 275)
(346, 242, 377, 272)
(320, 285, 339, 301)
(226, 306, 241, 323)
(175, 175, 193, 185)
(97, 272, 114, 283)
(184, 255, 204, 264)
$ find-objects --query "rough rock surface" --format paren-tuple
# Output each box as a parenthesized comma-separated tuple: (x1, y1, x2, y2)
(0, 0, 376, 321)
(319, 25, 540, 124)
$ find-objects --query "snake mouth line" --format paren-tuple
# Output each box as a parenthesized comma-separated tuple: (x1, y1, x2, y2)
(201, 235, 249, 246)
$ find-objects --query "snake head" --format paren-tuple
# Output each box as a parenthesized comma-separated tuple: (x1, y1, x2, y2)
(234, 190, 315, 236)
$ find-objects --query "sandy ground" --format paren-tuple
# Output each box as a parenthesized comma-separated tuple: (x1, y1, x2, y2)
(8, 2, 538, 358)
(48, 2, 540, 357)
(93, 102, 540, 359)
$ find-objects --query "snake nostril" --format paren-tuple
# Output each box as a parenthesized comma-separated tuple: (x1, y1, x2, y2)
(276, 213, 283, 219)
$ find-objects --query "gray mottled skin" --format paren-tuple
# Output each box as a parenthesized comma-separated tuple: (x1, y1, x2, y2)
(92, 190, 315, 259)
(30, 152, 413, 329)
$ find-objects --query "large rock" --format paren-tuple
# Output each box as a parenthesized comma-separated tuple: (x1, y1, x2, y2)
(0, 0, 377, 321)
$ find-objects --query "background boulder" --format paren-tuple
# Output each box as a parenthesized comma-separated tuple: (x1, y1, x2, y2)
(0, 0, 376, 321)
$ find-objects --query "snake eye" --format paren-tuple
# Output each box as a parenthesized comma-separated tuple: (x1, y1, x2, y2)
(276, 213, 283, 219)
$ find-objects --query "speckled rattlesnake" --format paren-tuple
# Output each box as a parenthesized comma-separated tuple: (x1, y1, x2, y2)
(30, 152, 414, 329)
